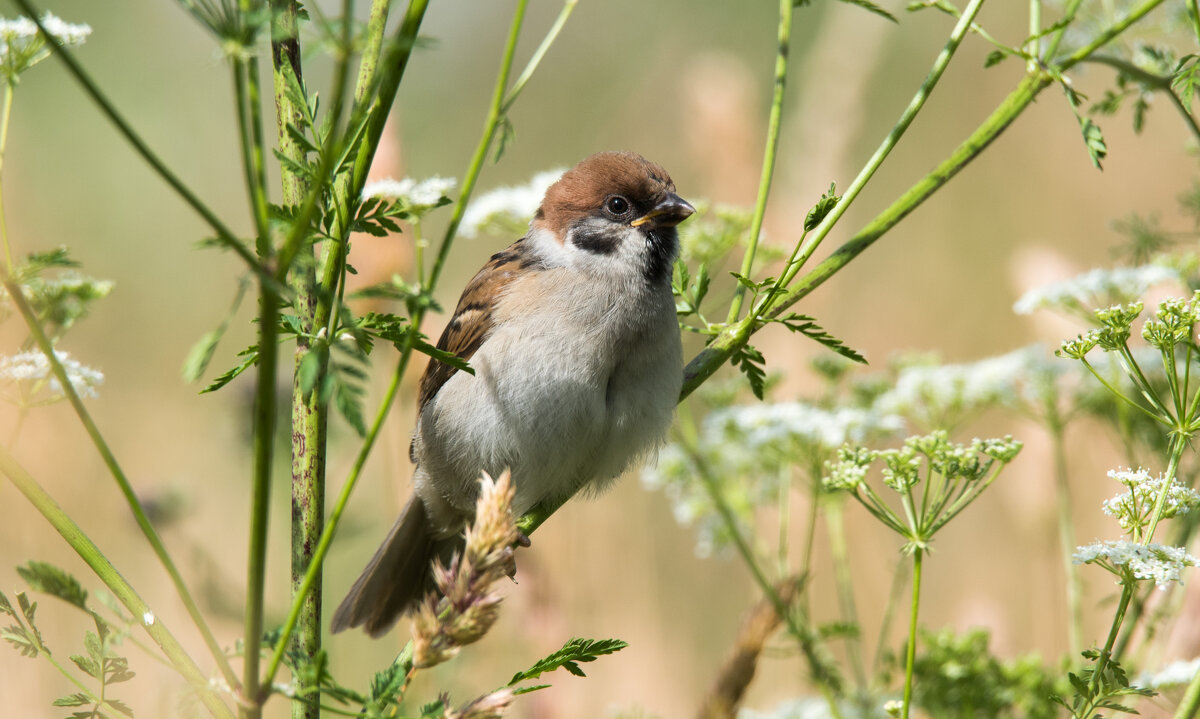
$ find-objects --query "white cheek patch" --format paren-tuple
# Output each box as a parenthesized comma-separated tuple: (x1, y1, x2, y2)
(525, 225, 573, 268)
(562, 218, 649, 277)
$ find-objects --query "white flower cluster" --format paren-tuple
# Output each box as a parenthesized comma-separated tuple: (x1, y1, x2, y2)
(0, 349, 103, 399)
(362, 175, 456, 215)
(738, 697, 871, 719)
(1136, 657, 1200, 689)
(642, 401, 904, 558)
(707, 402, 904, 453)
(1013, 264, 1179, 316)
(459, 169, 564, 238)
(1073, 540, 1198, 589)
(0, 12, 90, 80)
(1102, 467, 1200, 532)
(873, 346, 1041, 423)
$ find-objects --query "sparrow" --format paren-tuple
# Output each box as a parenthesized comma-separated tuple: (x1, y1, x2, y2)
(331, 151, 694, 637)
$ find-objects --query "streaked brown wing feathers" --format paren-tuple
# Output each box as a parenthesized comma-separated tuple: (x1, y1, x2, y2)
(416, 239, 536, 412)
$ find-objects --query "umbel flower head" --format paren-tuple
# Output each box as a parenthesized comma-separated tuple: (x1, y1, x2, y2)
(1073, 540, 1198, 590)
(0, 349, 103, 405)
(0, 12, 90, 85)
(1013, 263, 1178, 318)
(1103, 467, 1200, 539)
(823, 431, 1022, 550)
(459, 169, 564, 238)
(412, 470, 518, 668)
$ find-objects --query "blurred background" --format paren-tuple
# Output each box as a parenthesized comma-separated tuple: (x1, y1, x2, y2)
(1, 0, 1198, 717)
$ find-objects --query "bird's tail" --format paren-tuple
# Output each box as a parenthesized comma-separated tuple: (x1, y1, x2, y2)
(331, 497, 436, 637)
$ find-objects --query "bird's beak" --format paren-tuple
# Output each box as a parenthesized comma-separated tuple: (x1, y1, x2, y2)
(631, 193, 695, 228)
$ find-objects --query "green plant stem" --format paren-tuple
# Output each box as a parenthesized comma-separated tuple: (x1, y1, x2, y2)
(1086, 585, 1134, 708)
(1050, 420, 1083, 655)
(0, 448, 235, 719)
(1029, 0, 1042, 71)
(901, 548, 924, 719)
(266, 2, 326, 718)
(726, 0, 792, 324)
(679, 439, 842, 700)
(498, 0, 577, 117)
(677, 0, 1166, 401)
(10, 0, 267, 278)
(243, 243, 281, 716)
(768, 0, 988, 299)
(261, 343, 413, 690)
(0, 275, 240, 688)
(1043, 0, 1084, 61)
(825, 498, 868, 698)
(1174, 654, 1200, 719)
(1080, 55, 1200, 143)
(428, 0, 529, 291)
(0, 82, 13, 269)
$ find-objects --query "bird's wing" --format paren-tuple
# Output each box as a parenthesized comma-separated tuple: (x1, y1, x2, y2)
(416, 238, 539, 412)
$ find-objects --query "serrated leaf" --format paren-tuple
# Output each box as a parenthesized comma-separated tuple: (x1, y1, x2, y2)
(494, 115, 516, 163)
(836, 0, 897, 22)
(71, 653, 101, 679)
(107, 698, 134, 717)
(298, 347, 324, 398)
(984, 50, 1006, 68)
(181, 330, 222, 383)
(804, 183, 840, 232)
(773, 313, 867, 364)
(511, 684, 551, 696)
(730, 343, 767, 400)
(2, 625, 39, 657)
(1079, 117, 1107, 170)
(0, 590, 16, 617)
(508, 637, 628, 686)
(52, 693, 92, 707)
(411, 337, 474, 375)
(335, 380, 367, 437)
(201, 346, 259, 394)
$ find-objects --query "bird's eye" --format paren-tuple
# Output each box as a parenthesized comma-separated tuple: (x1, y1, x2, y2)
(604, 195, 630, 216)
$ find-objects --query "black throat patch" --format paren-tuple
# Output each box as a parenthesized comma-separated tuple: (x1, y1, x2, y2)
(569, 221, 621, 255)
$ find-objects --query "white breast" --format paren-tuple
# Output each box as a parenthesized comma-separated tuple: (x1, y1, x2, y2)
(413, 265, 682, 530)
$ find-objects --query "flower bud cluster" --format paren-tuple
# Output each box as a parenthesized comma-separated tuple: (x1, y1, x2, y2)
(412, 471, 519, 668)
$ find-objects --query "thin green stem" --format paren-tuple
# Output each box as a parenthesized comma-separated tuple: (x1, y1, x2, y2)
(825, 498, 868, 698)
(1143, 435, 1186, 543)
(1174, 648, 1200, 718)
(10, 0, 267, 278)
(774, 0, 987, 295)
(0, 447, 236, 719)
(1043, 0, 1084, 61)
(1086, 585, 1134, 706)
(727, 0, 793, 324)
(1049, 420, 1083, 655)
(901, 548, 924, 719)
(1028, 0, 1042, 71)
(1058, 0, 1167, 71)
(428, 0, 529, 292)
(0, 82, 13, 269)
(498, 0, 578, 116)
(0, 275, 239, 688)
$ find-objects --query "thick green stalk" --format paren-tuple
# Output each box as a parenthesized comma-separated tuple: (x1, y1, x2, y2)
(726, 0, 793, 324)
(266, 2, 327, 718)
(0, 276, 240, 688)
(901, 548, 924, 719)
(0, 448, 235, 719)
(11, 0, 267, 278)
(261, 343, 413, 690)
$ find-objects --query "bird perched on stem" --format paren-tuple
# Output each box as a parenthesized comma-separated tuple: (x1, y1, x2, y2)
(332, 151, 694, 637)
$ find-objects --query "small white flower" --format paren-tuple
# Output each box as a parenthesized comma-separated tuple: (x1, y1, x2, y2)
(1102, 467, 1200, 533)
(874, 346, 1042, 423)
(37, 12, 91, 45)
(0, 12, 90, 81)
(459, 169, 564, 238)
(1073, 540, 1198, 589)
(362, 175, 456, 215)
(1137, 657, 1200, 689)
(0, 350, 104, 399)
(1014, 264, 1179, 316)
(142, 611, 155, 626)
